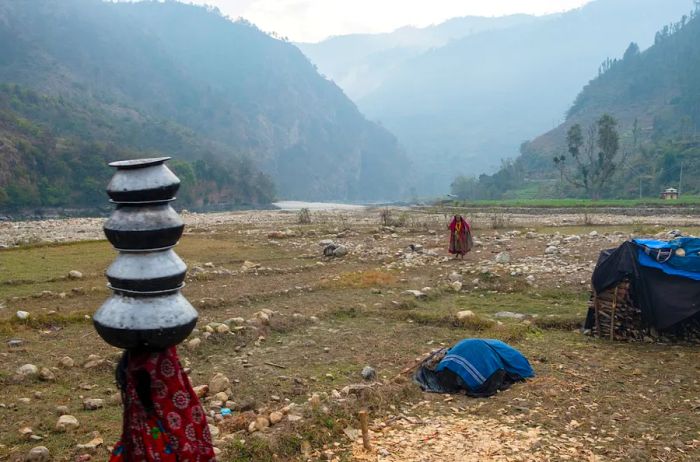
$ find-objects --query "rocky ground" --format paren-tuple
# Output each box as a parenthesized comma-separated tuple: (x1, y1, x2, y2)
(1, 207, 700, 461)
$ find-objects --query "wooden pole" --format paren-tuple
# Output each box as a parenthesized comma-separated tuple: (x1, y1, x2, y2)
(359, 410, 371, 451)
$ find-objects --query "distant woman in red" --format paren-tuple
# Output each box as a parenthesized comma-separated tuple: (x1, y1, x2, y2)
(448, 214, 473, 259)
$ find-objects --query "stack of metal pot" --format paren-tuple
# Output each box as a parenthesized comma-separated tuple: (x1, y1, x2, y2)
(94, 157, 198, 350)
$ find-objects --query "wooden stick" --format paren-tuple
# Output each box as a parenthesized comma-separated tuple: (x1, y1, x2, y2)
(610, 286, 618, 340)
(359, 410, 371, 451)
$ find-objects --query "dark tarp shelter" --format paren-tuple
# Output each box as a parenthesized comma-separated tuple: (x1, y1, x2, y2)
(585, 238, 700, 335)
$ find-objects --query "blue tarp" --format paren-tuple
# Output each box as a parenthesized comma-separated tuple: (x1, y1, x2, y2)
(633, 238, 700, 280)
(434, 339, 534, 391)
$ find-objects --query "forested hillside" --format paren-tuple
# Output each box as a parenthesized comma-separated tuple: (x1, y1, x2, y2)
(0, 0, 407, 211)
(354, 0, 693, 196)
(456, 6, 700, 200)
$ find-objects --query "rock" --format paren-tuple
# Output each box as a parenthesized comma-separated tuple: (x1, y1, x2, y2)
(564, 235, 581, 243)
(83, 355, 104, 369)
(215, 324, 230, 334)
(495, 252, 510, 264)
(76, 435, 103, 451)
(361, 366, 377, 381)
(58, 356, 74, 368)
(233, 397, 256, 412)
(269, 411, 284, 425)
(402, 290, 426, 300)
(451, 281, 463, 292)
(456, 310, 475, 321)
(186, 338, 201, 350)
(319, 239, 335, 246)
(68, 270, 83, 279)
(83, 399, 104, 411)
(287, 414, 303, 422)
(241, 261, 260, 271)
(589, 230, 599, 237)
(255, 416, 270, 431)
(213, 392, 229, 402)
(192, 385, 209, 398)
(25, 446, 51, 462)
(526, 275, 536, 285)
(55, 415, 80, 432)
(495, 311, 528, 320)
(208, 424, 220, 438)
(448, 272, 463, 283)
(544, 246, 558, 255)
(16, 311, 30, 320)
(333, 245, 348, 257)
(19, 427, 34, 440)
(209, 373, 231, 394)
(38, 367, 56, 382)
(55, 405, 70, 415)
(7, 339, 24, 348)
(16, 364, 39, 379)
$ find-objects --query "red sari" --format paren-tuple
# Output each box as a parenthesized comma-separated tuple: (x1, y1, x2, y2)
(110, 347, 215, 462)
(448, 215, 473, 256)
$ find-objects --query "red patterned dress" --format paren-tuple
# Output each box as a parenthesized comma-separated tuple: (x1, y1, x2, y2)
(109, 347, 215, 462)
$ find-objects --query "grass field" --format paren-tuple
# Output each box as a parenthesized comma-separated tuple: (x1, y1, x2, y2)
(1, 213, 699, 461)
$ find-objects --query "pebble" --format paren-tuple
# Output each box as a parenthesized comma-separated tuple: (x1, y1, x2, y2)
(209, 373, 231, 394)
(269, 411, 284, 425)
(58, 356, 75, 368)
(83, 399, 104, 410)
(56, 415, 80, 432)
(68, 270, 83, 279)
(38, 367, 56, 381)
(16, 310, 30, 320)
(16, 364, 38, 379)
(361, 366, 377, 381)
(26, 446, 50, 462)
(187, 338, 202, 350)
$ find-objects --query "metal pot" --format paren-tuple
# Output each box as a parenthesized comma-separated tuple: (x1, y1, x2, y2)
(93, 292, 198, 349)
(104, 204, 184, 250)
(106, 249, 186, 292)
(107, 157, 181, 203)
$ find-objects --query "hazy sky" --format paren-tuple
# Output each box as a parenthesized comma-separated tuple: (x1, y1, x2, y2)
(187, 0, 594, 42)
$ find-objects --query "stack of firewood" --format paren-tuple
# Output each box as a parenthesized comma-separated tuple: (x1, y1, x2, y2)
(589, 280, 700, 343)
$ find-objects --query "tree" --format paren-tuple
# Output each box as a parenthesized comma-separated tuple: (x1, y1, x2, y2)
(623, 42, 640, 61)
(554, 114, 624, 199)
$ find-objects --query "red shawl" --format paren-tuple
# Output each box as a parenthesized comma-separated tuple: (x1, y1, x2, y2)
(448, 215, 472, 255)
(110, 347, 215, 462)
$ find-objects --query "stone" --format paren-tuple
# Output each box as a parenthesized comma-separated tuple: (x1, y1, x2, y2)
(192, 385, 209, 398)
(19, 427, 34, 440)
(589, 231, 599, 237)
(526, 275, 536, 285)
(83, 355, 103, 369)
(456, 310, 475, 321)
(544, 246, 558, 255)
(495, 252, 510, 264)
(333, 245, 348, 257)
(402, 290, 426, 300)
(55, 415, 80, 432)
(287, 414, 303, 422)
(58, 356, 74, 368)
(25, 446, 51, 462)
(241, 261, 260, 271)
(55, 405, 70, 415)
(209, 373, 231, 394)
(451, 281, 463, 292)
(38, 367, 56, 382)
(68, 270, 83, 279)
(215, 324, 230, 334)
(7, 339, 24, 348)
(269, 411, 284, 425)
(361, 366, 377, 381)
(16, 311, 30, 320)
(213, 392, 229, 402)
(83, 399, 104, 411)
(16, 364, 38, 379)
(76, 435, 103, 451)
(448, 272, 463, 283)
(186, 338, 201, 350)
(208, 424, 220, 438)
(495, 311, 528, 320)
(254, 416, 270, 431)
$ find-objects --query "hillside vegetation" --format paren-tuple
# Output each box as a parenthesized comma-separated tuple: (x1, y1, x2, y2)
(0, 0, 407, 211)
(463, 6, 700, 201)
